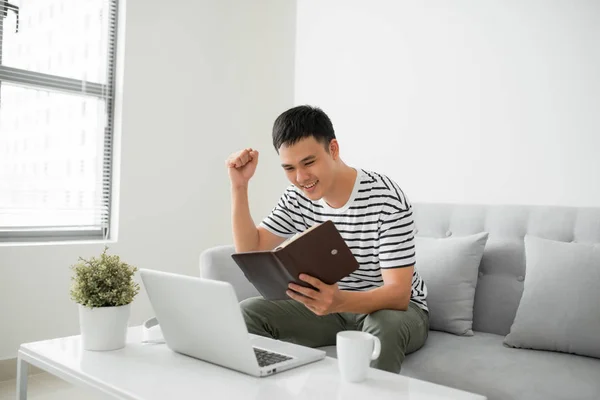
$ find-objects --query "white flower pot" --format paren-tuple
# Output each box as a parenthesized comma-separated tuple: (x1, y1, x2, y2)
(78, 303, 131, 351)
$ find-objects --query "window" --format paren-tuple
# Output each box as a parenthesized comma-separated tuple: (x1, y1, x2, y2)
(0, 0, 119, 242)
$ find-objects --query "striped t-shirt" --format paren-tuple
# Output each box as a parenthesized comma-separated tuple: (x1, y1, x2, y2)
(259, 168, 428, 312)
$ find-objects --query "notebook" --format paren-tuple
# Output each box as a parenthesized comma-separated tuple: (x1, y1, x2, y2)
(231, 220, 359, 300)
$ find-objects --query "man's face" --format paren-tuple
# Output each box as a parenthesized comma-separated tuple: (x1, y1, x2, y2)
(279, 136, 337, 201)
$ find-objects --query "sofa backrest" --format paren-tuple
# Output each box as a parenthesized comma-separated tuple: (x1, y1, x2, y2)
(412, 203, 600, 336)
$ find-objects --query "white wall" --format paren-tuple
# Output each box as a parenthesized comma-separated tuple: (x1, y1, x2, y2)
(295, 0, 600, 207)
(0, 0, 296, 359)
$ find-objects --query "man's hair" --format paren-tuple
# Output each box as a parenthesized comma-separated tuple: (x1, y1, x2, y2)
(272, 105, 336, 152)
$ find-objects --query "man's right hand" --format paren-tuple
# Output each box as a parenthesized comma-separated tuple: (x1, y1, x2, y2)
(226, 148, 259, 189)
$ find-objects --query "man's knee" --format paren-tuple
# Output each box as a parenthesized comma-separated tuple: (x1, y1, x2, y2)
(240, 296, 266, 315)
(364, 309, 412, 352)
(362, 308, 428, 373)
(365, 309, 412, 335)
(239, 297, 271, 337)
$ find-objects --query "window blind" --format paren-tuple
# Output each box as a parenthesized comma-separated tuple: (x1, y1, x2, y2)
(0, 0, 119, 242)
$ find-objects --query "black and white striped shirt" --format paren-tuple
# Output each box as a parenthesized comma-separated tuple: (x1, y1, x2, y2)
(260, 169, 428, 312)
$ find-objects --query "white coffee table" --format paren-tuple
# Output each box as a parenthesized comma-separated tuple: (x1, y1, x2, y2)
(17, 326, 486, 400)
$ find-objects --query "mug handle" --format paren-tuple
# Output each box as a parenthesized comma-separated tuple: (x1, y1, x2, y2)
(371, 336, 381, 360)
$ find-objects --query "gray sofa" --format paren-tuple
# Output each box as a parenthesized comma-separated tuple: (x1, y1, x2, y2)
(199, 203, 600, 400)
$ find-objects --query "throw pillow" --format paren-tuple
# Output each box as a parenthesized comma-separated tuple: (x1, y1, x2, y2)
(415, 232, 489, 336)
(504, 235, 600, 359)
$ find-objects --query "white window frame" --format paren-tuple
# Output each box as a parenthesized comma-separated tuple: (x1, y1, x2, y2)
(0, 0, 120, 242)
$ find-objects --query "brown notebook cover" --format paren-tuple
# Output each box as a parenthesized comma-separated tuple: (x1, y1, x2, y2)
(231, 220, 360, 300)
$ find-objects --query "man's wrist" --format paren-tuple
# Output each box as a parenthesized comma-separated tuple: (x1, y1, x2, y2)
(231, 183, 249, 192)
(335, 289, 351, 313)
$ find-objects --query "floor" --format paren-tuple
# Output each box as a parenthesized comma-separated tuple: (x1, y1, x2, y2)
(0, 373, 109, 400)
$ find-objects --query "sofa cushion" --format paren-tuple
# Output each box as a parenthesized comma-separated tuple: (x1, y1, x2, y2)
(400, 331, 600, 400)
(414, 232, 489, 335)
(412, 203, 600, 337)
(504, 236, 600, 359)
(199, 245, 260, 301)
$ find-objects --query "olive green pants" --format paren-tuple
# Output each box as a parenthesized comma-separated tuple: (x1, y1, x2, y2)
(240, 297, 429, 373)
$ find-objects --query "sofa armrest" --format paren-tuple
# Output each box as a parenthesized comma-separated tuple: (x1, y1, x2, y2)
(199, 245, 261, 302)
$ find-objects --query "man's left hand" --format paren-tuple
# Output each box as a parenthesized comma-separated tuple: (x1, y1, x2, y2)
(287, 274, 344, 316)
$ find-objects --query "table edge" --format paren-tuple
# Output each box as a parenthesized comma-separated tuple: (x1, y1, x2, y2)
(18, 347, 140, 400)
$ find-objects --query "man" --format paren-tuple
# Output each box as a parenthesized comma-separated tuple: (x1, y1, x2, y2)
(225, 105, 428, 373)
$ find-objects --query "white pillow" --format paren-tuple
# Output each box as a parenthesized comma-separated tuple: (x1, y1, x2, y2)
(415, 232, 489, 336)
(504, 236, 600, 358)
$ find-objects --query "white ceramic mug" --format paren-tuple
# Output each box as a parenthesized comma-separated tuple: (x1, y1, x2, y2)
(336, 331, 381, 382)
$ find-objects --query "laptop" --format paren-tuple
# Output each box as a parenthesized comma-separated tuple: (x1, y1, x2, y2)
(139, 268, 326, 377)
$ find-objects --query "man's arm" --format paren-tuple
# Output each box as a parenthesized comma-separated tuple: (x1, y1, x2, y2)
(226, 148, 291, 252)
(335, 267, 413, 313)
(231, 185, 286, 252)
(287, 267, 413, 315)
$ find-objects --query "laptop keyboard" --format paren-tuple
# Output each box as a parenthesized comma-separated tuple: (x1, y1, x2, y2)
(253, 348, 293, 367)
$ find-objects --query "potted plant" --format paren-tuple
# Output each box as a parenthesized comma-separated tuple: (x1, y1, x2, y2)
(70, 246, 140, 351)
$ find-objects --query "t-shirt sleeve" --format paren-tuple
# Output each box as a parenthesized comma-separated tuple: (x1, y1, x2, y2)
(378, 205, 416, 269)
(259, 191, 301, 238)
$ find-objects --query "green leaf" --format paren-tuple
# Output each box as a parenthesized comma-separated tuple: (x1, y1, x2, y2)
(69, 247, 140, 308)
